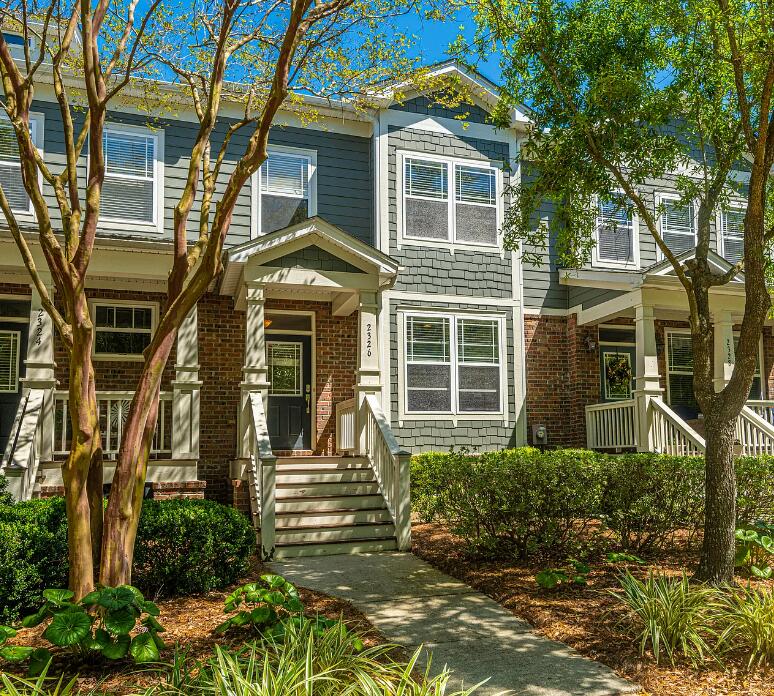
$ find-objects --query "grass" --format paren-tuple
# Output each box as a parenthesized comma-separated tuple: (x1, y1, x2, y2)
(716, 586, 774, 670)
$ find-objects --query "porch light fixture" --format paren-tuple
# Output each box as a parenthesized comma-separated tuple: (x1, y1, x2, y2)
(585, 335, 597, 352)
(264, 318, 273, 328)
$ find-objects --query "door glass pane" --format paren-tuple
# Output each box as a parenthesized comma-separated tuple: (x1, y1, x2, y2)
(268, 342, 302, 396)
(602, 350, 633, 400)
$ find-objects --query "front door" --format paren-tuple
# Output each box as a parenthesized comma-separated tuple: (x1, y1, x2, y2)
(599, 345, 635, 402)
(0, 320, 29, 455)
(266, 335, 312, 451)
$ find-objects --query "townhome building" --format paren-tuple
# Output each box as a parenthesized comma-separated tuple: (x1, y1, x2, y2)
(2, 58, 772, 557)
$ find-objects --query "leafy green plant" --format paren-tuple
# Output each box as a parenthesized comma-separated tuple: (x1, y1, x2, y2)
(0, 585, 165, 675)
(535, 558, 590, 589)
(606, 552, 645, 565)
(611, 571, 720, 666)
(716, 586, 774, 670)
(735, 521, 774, 579)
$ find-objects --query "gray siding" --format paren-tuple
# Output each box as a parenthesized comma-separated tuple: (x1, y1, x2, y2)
(270, 245, 364, 274)
(389, 95, 492, 125)
(389, 299, 521, 451)
(567, 286, 624, 310)
(387, 125, 513, 298)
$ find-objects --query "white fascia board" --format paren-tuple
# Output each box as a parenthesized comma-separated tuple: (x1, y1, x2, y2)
(558, 268, 640, 291)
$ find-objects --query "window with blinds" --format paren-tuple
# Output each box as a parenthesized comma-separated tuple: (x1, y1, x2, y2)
(596, 194, 634, 264)
(405, 313, 502, 415)
(721, 208, 745, 264)
(93, 303, 155, 358)
(0, 329, 20, 393)
(0, 117, 37, 212)
(402, 154, 499, 247)
(101, 128, 157, 224)
(667, 332, 698, 411)
(660, 198, 696, 255)
(259, 150, 312, 235)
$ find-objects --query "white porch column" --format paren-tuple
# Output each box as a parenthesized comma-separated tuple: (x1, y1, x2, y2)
(633, 303, 663, 452)
(172, 305, 201, 461)
(713, 310, 735, 392)
(355, 291, 381, 455)
(239, 282, 270, 458)
(21, 279, 57, 462)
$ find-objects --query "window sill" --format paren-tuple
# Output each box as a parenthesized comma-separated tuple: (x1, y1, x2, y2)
(93, 354, 146, 362)
(98, 220, 164, 236)
(591, 259, 640, 271)
(398, 236, 503, 255)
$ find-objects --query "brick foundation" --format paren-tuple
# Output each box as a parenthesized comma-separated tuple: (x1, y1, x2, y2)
(38, 480, 206, 499)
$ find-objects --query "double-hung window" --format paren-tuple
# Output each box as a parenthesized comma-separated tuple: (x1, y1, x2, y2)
(658, 195, 696, 256)
(100, 126, 159, 227)
(0, 329, 21, 393)
(594, 193, 637, 267)
(720, 207, 745, 264)
(666, 331, 697, 412)
(404, 313, 503, 416)
(0, 115, 40, 214)
(401, 153, 500, 247)
(92, 302, 156, 359)
(256, 147, 315, 235)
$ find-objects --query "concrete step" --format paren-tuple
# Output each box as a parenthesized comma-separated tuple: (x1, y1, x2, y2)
(275, 522, 396, 545)
(275, 456, 369, 471)
(273, 537, 399, 559)
(275, 469, 376, 485)
(276, 481, 380, 498)
(276, 507, 392, 528)
(275, 494, 387, 514)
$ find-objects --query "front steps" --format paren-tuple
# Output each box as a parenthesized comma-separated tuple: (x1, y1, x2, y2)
(271, 456, 398, 558)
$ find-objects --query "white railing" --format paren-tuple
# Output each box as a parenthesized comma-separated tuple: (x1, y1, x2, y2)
(585, 400, 637, 450)
(735, 406, 774, 456)
(745, 400, 774, 426)
(1, 389, 47, 500)
(649, 398, 706, 455)
(247, 392, 276, 560)
(363, 394, 411, 550)
(53, 391, 173, 458)
(336, 398, 356, 453)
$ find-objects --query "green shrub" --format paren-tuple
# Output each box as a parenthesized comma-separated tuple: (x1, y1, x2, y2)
(411, 448, 605, 558)
(0, 475, 14, 505)
(736, 456, 774, 524)
(0, 498, 255, 622)
(133, 499, 255, 596)
(600, 454, 705, 551)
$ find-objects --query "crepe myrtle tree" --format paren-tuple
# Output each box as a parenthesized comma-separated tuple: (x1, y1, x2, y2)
(0, 0, 424, 596)
(468, 0, 774, 583)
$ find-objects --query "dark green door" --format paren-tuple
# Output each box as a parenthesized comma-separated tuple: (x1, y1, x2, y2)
(266, 335, 312, 451)
(599, 345, 635, 402)
(0, 320, 28, 455)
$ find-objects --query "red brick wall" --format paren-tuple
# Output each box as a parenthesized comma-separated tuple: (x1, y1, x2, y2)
(0, 283, 32, 297)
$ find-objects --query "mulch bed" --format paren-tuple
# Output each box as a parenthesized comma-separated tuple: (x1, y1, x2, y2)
(2, 560, 391, 694)
(411, 522, 774, 696)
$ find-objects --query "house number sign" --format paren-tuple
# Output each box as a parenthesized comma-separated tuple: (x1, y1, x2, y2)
(366, 322, 373, 357)
(34, 309, 45, 347)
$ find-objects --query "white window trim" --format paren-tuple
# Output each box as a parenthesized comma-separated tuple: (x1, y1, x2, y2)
(655, 192, 698, 261)
(90, 299, 158, 362)
(0, 328, 21, 394)
(94, 122, 165, 235)
(733, 329, 766, 399)
(716, 201, 746, 262)
(397, 309, 507, 422)
(251, 144, 317, 238)
(0, 112, 45, 219)
(396, 149, 504, 254)
(591, 192, 640, 270)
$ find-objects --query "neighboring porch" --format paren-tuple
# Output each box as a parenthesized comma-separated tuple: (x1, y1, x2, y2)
(577, 253, 774, 455)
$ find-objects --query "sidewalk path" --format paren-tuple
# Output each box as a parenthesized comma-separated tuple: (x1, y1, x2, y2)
(271, 552, 639, 696)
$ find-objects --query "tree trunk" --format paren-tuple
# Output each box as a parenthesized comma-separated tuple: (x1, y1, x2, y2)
(62, 297, 103, 598)
(100, 329, 176, 587)
(696, 409, 737, 584)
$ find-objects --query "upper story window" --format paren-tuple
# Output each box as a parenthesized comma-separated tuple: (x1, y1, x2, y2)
(658, 195, 696, 256)
(100, 126, 160, 228)
(255, 147, 316, 236)
(593, 193, 638, 268)
(92, 302, 156, 360)
(0, 116, 41, 214)
(0, 329, 21, 393)
(720, 207, 745, 264)
(400, 152, 501, 248)
(403, 312, 503, 416)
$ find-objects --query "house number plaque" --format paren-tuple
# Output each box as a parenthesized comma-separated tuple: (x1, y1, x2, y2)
(366, 322, 373, 357)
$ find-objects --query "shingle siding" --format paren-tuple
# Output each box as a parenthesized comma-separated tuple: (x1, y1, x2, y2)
(389, 95, 492, 125)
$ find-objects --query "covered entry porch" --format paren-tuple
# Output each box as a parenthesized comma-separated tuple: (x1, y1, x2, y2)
(575, 255, 774, 455)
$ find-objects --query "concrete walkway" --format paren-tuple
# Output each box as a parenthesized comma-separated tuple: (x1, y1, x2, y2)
(271, 552, 639, 696)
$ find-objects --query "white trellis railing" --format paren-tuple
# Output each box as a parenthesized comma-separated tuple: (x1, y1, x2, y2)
(584, 400, 637, 450)
(246, 392, 276, 560)
(745, 400, 774, 426)
(735, 406, 774, 456)
(335, 397, 356, 454)
(648, 399, 706, 456)
(1, 388, 47, 500)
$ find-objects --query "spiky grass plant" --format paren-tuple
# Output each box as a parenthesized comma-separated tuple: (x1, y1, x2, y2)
(611, 571, 720, 666)
(0, 666, 78, 696)
(716, 585, 774, 670)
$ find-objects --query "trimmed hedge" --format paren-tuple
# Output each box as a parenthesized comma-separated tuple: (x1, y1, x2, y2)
(411, 449, 774, 558)
(0, 497, 255, 623)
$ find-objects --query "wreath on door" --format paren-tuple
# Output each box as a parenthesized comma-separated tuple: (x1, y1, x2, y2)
(606, 354, 633, 388)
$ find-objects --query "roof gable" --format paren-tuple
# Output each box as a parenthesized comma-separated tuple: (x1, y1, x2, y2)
(645, 248, 745, 282)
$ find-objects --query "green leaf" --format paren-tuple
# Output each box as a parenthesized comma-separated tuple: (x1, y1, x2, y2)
(143, 601, 161, 617)
(0, 646, 34, 662)
(42, 589, 75, 606)
(261, 574, 286, 589)
(214, 618, 234, 634)
(141, 615, 165, 633)
(266, 591, 285, 605)
(21, 607, 49, 629)
(285, 598, 305, 613)
(760, 535, 774, 554)
(103, 607, 138, 635)
(101, 634, 130, 660)
(130, 633, 160, 664)
(28, 648, 52, 677)
(250, 606, 272, 625)
(98, 587, 137, 611)
(535, 569, 567, 589)
(150, 631, 166, 651)
(43, 610, 92, 647)
(0, 626, 17, 643)
(80, 591, 101, 606)
(751, 565, 773, 579)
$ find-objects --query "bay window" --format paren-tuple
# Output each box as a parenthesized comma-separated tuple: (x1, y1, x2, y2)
(404, 313, 503, 415)
(401, 153, 500, 247)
